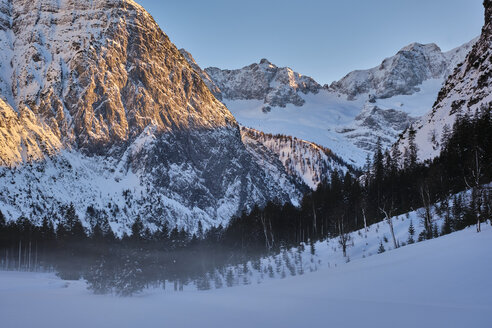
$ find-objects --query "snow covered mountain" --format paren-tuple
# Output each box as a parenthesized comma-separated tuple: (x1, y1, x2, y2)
(0, 0, 308, 233)
(330, 40, 477, 100)
(397, 0, 492, 161)
(199, 39, 476, 166)
(205, 59, 322, 109)
(241, 127, 351, 189)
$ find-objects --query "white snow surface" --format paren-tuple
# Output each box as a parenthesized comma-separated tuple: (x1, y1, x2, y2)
(0, 224, 490, 328)
(226, 81, 443, 166)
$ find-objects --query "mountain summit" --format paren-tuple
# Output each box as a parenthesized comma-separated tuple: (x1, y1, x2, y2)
(204, 59, 321, 109)
(330, 40, 477, 100)
(0, 0, 235, 159)
(0, 0, 309, 233)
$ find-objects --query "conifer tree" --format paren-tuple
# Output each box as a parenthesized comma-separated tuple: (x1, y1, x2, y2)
(131, 216, 144, 241)
(441, 206, 453, 236)
(197, 220, 204, 240)
(407, 220, 415, 244)
(404, 125, 418, 169)
(0, 210, 5, 227)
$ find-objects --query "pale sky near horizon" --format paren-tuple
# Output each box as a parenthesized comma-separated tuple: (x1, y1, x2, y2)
(138, 0, 484, 85)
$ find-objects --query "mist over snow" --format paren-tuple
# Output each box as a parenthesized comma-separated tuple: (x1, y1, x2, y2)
(1, 224, 490, 328)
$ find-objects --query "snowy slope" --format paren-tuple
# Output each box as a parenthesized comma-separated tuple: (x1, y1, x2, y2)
(186, 186, 488, 290)
(1, 223, 490, 328)
(223, 84, 439, 166)
(0, 127, 306, 235)
(397, 1, 492, 161)
(200, 40, 476, 166)
(241, 127, 351, 189)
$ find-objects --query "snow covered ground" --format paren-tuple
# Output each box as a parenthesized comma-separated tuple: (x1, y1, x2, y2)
(1, 223, 491, 328)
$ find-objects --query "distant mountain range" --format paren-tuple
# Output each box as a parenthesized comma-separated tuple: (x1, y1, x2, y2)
(182, 37, 477, 165)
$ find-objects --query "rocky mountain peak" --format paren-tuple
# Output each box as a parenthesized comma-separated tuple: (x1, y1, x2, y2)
(330, 38, 477, 100)
(0, 0, 236, 157)
(204, 60, 321, 108)
(178, 48, 223, 100)
(399, 42, 441, 53)
(259, 58, 274, 66)
(486, 0, 492, 24)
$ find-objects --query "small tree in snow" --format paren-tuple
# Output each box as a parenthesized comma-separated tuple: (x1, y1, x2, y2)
(377, 241, 385, 254)
(407, 220, 415, 244)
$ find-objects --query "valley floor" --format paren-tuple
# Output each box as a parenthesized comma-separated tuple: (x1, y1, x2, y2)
(0, 225, 491, 328)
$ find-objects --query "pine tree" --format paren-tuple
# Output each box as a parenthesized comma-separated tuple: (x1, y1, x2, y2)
(91, 223, 104, 241)
(197, 220, 204, 240)
(373, 138, 385, 184)
(407, 220, 415, 244)
(404, 125, 418, 169)
(0, 210, 5, 227)
(64, 203, 78, 233)
(156, 221, 170, 245)
(131, 216, 144, 241)
(169, 226, 180, 246)
(441, 206, 453, 236)
(390, 144, 402, 172)
(432, 223, 439, 239)
(452, 195, 464, 230)
(441, 124, 451, 150)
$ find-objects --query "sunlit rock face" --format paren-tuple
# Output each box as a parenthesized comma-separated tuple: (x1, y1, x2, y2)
(0, 0, 305, 232)
(396, 0, 492, 161)
(0, 0, 235, 153)
(0, 98, 62, 166)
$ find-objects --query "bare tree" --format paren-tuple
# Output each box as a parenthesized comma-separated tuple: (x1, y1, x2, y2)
(419, 184, 433, 238)
(362, 208, 368, 233)
(260, 213, 274, 251)
(338, 218, 351, 257)
(311, 198, 317, 236)
(465, 148, 484, 233)
(379, 203, 398, 250)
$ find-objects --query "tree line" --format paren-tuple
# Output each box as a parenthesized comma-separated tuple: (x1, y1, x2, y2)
(0, 106, 490, 294)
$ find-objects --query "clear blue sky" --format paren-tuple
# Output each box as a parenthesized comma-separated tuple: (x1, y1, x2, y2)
(138, 0, 484, 84)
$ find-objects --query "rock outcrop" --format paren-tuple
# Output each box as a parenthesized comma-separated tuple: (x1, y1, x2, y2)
(396, 0, 492, 161)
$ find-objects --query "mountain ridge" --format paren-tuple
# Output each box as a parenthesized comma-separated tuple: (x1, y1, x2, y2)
(330, 38, 478, 100)
(396, 0, 491, 161)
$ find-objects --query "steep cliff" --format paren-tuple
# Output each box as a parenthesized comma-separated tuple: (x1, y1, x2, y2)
(0, 0, 304, 233)
(397, 0, 491, 161)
